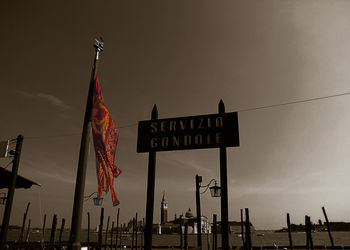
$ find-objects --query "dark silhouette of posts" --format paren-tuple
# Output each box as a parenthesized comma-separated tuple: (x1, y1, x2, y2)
(50, 214, 57, 248)
(116, 208, 120, 250)
(19, 202, 30, 242)
(42, 214, 47, 243)
(240, 209, 245, 249)
(111, 221, 114, 249)
(287, 213, 293, 250)
(132, 217, 135, 250)
(322, 206, 334, 250)
(135, 213, 138, 249)
(213, 214, 217, 250)
(141, 218, 144, 250)
(69, 39, 103, 250)
(245, 208, 252, 250)
(0, 135, 24, 250)
(59, 218, 65, 243)
(98, 207, 104, 250)
(195, 174, 202, 248)
(305, 216, 314, 250)
(184, 223, 188, 250)
(87, 212, 90, 249)
(219, 100, 230, 250)
(25, 219, 31, 242)
(105, 215, 110, 250)
(180, 215, 183, 250)
(144, 105, 158, 250)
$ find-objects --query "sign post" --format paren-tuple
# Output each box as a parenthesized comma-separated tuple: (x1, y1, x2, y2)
(137, 100, 239, 250)
(219, 99, 229, 250)
(144, 105, 158, 250)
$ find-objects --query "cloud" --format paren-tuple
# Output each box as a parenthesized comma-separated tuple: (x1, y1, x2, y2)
(17, 91, 70, 111)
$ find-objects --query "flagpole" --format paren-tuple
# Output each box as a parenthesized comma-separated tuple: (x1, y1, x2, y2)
(69, 39, 103, 250)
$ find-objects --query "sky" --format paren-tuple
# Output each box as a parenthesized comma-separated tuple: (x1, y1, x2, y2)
(1, 0, 350, 230)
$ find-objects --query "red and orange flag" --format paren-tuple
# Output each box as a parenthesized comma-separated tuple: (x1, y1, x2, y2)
(91, 77, 121, 206)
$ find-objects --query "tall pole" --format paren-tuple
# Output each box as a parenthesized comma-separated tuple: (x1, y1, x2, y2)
(322, 206, 334, 250)
(0, 134, 24, 250)
(69, 39, 103, 250)
(240, 209, 245, 249)
(144, 105, 158, 250)
(213, 214, 217, 250)
(287, 213, 293, 250)
(19, 202, 31, 242)
(116, 208, 120, 250)
(219, 100, 230, 250)
(195, 174, 202, 248)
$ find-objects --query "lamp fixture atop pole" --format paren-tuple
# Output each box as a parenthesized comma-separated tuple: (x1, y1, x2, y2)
(84, 191, 103, 206)
(198, 176, 221, 197)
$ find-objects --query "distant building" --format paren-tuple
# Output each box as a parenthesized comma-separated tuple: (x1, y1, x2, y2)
(160, 191, 168, 225)
(152, 193, 254, 234)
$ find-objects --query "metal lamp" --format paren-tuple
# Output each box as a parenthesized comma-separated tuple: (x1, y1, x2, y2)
(209, 181, 221, 197)
(93, 197, 103, 206)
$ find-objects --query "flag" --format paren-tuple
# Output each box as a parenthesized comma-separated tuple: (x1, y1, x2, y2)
(91, 77, 121, 206)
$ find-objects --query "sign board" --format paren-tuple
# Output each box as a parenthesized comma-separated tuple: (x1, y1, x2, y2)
(137, 112, 239, 152)
(0, 140, 9, 158)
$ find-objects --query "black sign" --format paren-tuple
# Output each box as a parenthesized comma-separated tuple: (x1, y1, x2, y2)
(137, 112, 239, 152)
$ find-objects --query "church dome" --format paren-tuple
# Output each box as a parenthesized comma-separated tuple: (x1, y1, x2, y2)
(185, 208, 194, 218)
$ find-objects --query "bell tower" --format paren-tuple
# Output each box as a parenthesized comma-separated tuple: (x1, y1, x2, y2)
(160, 191, 168, 225)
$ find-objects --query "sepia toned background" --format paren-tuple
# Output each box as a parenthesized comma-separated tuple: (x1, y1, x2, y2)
(1, 0, 350, 230)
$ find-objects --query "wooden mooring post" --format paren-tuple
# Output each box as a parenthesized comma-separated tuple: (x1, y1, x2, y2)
(42, 214, 47, 243)
(305, 216, 314, 250)
(135, 213, 138, 250)
(50, 214, 57, 249)
(105, 215, 110, 250)
(59, 218, 65, 243)
(111, 221, 114, 250)
(116, 208, 120, 250)
(287, 213, 293, 250)
(213, 214, 217, 250)
(98, 207, 104, 250)
(25, 219, 31, 242)
(87, 212, 90, 249)
(240, 209, 245, 249)
(180, 215, 183, 250)
(19, 202, 30, 242)
(184, 223, 188, 250)
(322, 206, 334, 250)
(132, 217, 135, 250)
(245, 208, 252, 250)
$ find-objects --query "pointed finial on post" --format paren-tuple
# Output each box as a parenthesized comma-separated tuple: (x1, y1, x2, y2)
(94, 38, 104, 51)
(94, 38, 104, 61)
(151, 104, 158, 120)
(219, 99, 225, 114)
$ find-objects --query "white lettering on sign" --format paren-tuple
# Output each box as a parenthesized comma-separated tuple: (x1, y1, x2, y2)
(151, 122, 157, 133)
(149, 133, 226, 149)
(161, 137, 169, 147)
(216, 132, 223, 143)
(195, 134, 202, 145)
(184, 135, 191, 146)
(151, 138, 158, 148)
(169, 121, 176, 131)
(173, 136, 180, 146)
(150, 116, 224, 133)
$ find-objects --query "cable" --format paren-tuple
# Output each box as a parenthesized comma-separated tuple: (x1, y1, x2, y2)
(22, 90, 350, 140)
(2, 160, 13, 170)
(236, 91, 350, 113)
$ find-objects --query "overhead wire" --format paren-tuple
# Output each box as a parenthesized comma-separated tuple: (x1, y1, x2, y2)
(22, 90, 350, 140)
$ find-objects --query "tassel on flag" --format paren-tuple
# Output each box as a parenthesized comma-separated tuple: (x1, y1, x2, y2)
(91, 77, 121, 206)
